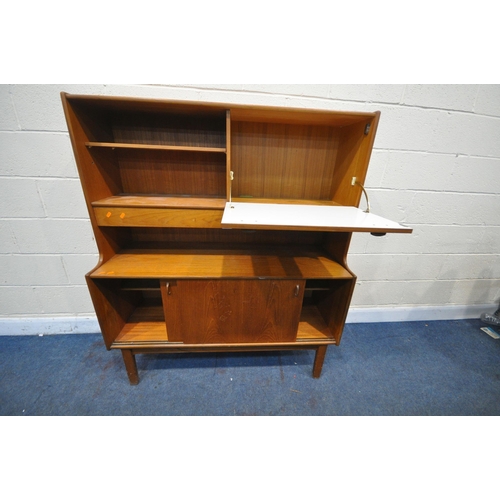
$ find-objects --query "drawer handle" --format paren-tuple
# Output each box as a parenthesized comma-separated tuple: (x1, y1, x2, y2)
(294, 284, 300, 297)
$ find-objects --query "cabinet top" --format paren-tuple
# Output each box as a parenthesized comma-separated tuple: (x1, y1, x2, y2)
(61, 92, 379, 127)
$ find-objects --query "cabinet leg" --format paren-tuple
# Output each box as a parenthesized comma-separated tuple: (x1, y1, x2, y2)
(313, 345, 328, 378)
(121, 349, 139, 385)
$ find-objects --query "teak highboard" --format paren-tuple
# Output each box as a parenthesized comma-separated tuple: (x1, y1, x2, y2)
(61, 93, 412, 385)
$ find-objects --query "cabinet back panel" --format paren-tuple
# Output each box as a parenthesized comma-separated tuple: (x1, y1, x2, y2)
(232, 121, 340, 200)
(69, 102, 115, 143)
(117, 149, 226, 197)
(126, 227, 325, 248)
(112, 112, 226, 148)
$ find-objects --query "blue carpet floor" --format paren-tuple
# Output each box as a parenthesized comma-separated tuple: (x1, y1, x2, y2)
(1, 319, 499, 416)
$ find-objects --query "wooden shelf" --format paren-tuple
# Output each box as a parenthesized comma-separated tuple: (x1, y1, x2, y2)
(92, 195, 226, 210)
(113, 304, 334, 347)
(90, 248, 354, 280)
(85, 142, 226, 153)
(231, 197, 341, 206)
(297, 305, 334, 341)
(115, 306, 168, 344)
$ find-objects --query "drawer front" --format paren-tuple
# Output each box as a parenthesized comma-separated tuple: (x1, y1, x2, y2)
(162, 279, 305, 344)
(94, 207, 222, 228)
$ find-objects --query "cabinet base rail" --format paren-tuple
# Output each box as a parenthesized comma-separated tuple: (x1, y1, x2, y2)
(118, 344, 331, 385)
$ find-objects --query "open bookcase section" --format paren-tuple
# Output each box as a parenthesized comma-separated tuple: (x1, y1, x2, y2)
(70, 96, 227, 148)
(62, 93, 411, 384)
(87, 146, 227, 198)
(230, 115, 377, 207)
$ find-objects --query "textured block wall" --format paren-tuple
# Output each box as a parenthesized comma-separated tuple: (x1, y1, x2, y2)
(1, 84, 499, 332)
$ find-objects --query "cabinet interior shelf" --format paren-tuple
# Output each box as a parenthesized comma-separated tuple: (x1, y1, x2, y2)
(85, 141, 226, 154)
(92, 195, 226, 210)
(112, 303, 335, 347)
(90, 248, 353, 280)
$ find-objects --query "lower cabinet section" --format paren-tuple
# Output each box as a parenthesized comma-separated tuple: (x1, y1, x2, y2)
(161, 279, 305, 344)
(88, 275, 355, 348)
(87, 274, 355, 384)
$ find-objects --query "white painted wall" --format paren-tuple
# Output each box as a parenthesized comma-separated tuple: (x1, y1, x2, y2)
(1, 84, 499, 334)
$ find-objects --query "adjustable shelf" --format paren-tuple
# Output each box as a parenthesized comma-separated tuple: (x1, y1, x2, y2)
(85, 142, 227, 154)
(92, 195, 227, 209)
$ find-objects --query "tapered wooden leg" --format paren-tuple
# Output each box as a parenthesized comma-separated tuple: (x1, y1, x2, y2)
(313, 345, 328, 378)
(121, 349, 139, 385)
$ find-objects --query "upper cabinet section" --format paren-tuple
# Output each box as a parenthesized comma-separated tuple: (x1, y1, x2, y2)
(62, 93, 378, 205)
(62, 93, 409, 235)
(62, 94, 230, 203)
(229, 107, 379, 208)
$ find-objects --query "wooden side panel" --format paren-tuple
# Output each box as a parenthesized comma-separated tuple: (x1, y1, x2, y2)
(61, 94, 123, 263)
(163, 279, 305, 344)
(86, 277, 139, 349)
(330, 112, 380, 207)
(315, 278, 356, 345)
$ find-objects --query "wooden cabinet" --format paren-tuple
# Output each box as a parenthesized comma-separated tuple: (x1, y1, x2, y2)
(62, 93, 412, 385)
